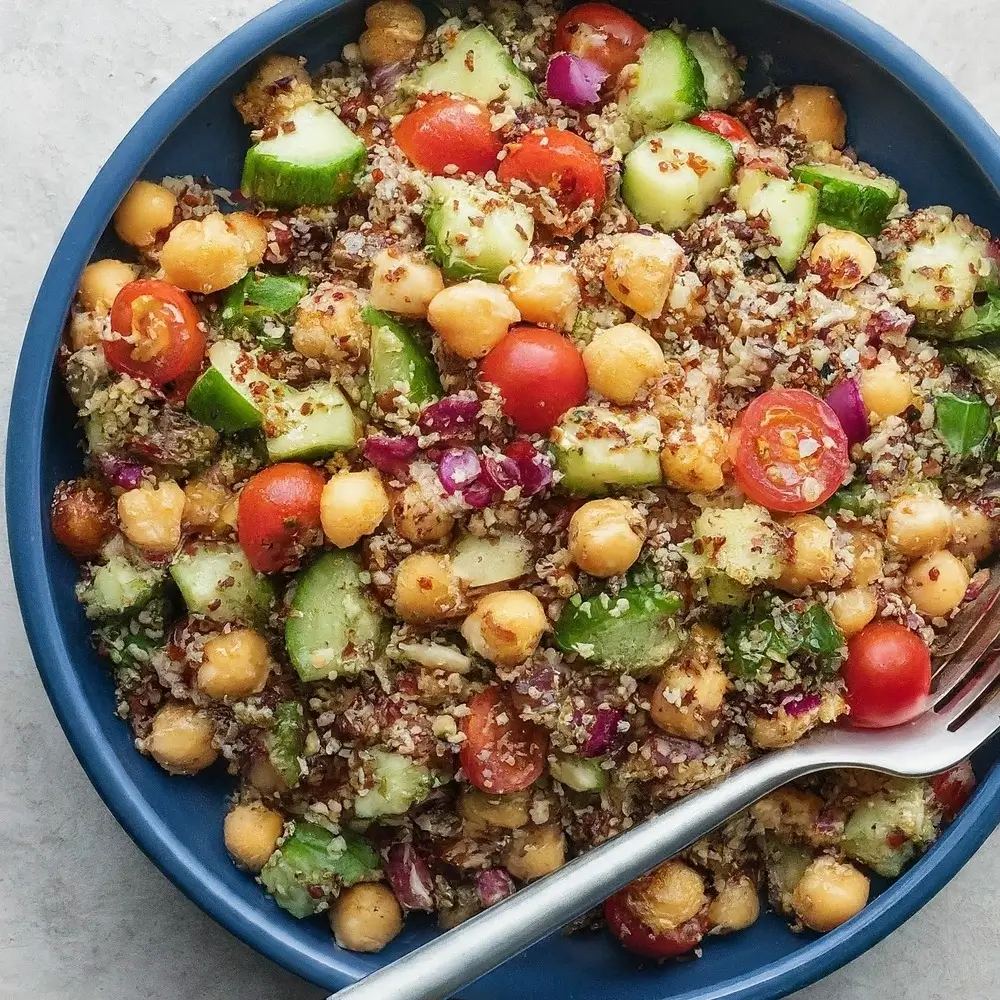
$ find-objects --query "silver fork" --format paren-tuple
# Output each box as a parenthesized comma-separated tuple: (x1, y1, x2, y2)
(330, 572, 1000, 1000)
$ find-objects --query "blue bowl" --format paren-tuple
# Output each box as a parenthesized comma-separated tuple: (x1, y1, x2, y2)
(10, 1, 1000, 997)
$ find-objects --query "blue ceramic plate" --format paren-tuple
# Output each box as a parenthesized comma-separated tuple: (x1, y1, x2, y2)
(10, 1, 1000, 997)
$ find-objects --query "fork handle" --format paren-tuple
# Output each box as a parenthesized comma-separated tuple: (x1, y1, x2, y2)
(329, 744, 832, 1000)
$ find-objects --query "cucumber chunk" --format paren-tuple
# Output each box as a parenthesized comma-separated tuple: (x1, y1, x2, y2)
(555, 581, 684, 676)
(685, 505, 784, 588)
(267, 700, 307, 788)
(550, 406, 663, 495)
(451, 532, 534, 588)
(362, 306, 441, 406)
(408, 25, 535, 107)
(684, 30, 743, 110)
(622, 122, 736, 232)
(285, 551, 388, 682)
(735, 169, 820, 273)
(77, 554, 165, 621)
(186, 341, 268, 433)
(265, 382, 359, 463)
(353, 749, 434, 819)
(242, 102, 366, 209)
(550, 754, 608, 793)
(617, 29, 707, 137)
(841, 782, 936, 878)
(424, 177, 534, 282)
(170, 542, 275, 625)
(792, 163, 900, 237)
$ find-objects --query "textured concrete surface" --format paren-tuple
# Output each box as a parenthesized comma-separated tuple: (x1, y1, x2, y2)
(2, 1, 1000, 997)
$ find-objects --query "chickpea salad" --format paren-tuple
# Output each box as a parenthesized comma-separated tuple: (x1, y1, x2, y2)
(52, 0, 1000, 962)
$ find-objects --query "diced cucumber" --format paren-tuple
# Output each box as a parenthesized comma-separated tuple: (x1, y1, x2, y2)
(685, 30, 743, 110)
(550, 406, 663, 495)
(95, 596, 172, 672)
(685, 505, 784, 587)
(241, 102, 366, 209)
(735, 169, 820, 273)
(554, 581, 684, 676)
(705, 573, 751, 607)
(285, 551, 388, 682)
(353, 749, 433, 819)
(762, 834, 814, 916)
(617, 29, 707, 137)
(424, 177, 534, 282)
(267, 700, 306, 788)
(265, 382, 359, 463)
(549, 753, 608, 793)
(841, 781, 936, 878)
(791, 163, 900, 237)
(77, 554, 165, 621)
(362, 306, 441, 407)
(622, 122, 736, 232)
(451, 532, 534, 588)
(169, 542, 275, 625)
(187, 341, 268, 434)
(408, 25, 535, 107)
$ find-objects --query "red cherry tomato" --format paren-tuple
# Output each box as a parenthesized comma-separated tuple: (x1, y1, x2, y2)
(479, 326, 588, 434)
(106, 279, 206, 390)
(931, 761, 976, 820)
(393, 95, 503, 176)
(497, 128, 606, 236)
(729, 388, 850, 513)
(237, 463, 326, 574)
(842, 621, 932, 728)
(688, 111, 753, 146)
(554, 3, 649, 80)
(460, 686, 548, 794)
(604, 888, 707, 959)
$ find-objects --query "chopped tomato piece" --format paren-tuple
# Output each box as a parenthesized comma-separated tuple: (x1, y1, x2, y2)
(605, 891, 707, 959)
(393, 95, 503, 176)
(931, 762, 976, 820)
(688, 111, 753, 146)
(554, 3, 649, 81)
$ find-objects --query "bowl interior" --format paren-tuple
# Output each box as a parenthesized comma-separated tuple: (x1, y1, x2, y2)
(22, 1, 1000, 998)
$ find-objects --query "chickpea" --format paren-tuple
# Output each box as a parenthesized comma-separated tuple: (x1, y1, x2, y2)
(147, 702, 218, 775)
(458, 789, 530, 831)
(117, 481, 186, 554)
(394, 553, 462, 623)
(628, 861, 707, 933)
(791, 856, 869, 933)
(753, 788, 826, 843)
(234, 54, 315, 128)
(197, 628, 273, 701)
(77, 259, 138, 315)
(503, 825, 567, 881)
(748, 704, 819, 750)
(247, 758, 288, 796)
(182, 478, 231, 533)
(291, 287, 367, 361)
(581, 323, 665, 405)
(775, 85, 847, 148)
(650, 650, 730, 741)
(427, 281, 520, 359)
(321, 470, 390, 548)
(660, 421, 728, 494)
(859, 361, 915, 420)
(829, 587, 878, 638)
(224, 803, 284, 871)
(886, 494, 952, 557)
(369, 247, 444, 318)
(461, 590, 547, 667)
(114, 181, 178, 249)
(159, 211, 267, 294)
(392, 479, 454, 544)
(604, 232, 686, 320)
(905, 550, 970, 618)
(51, 480, 116, 559)
(568, 498, 646, 578)
(778, 514, 835, 594)
(504, 263, 580, 331)
(708, 876, 761, 933)
(950, 503, 998, 562)
(358, 0, 426, 69)
(330, 883, 404, 953)
(847, 528, 884, 587)
(810, 230, 877, 290)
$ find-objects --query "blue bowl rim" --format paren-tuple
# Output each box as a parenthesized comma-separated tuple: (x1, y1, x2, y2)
(9, 0, 1000, 997)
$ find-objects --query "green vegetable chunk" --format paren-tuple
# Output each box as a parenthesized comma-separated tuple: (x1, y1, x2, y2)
(735, 169, 820, 273)
(841, 781, 936, 878)
(818, 481, 881, 519)
(791, 163, 900, 237)
(77, 553, 165, 621)
(222, 271, 310, 347)
(353, 749, 434, 819)
(267, 700, 307, 788)
(934, 390, 992, 456)
(943, 343, 1000, 398)
(186, 341, 268, 434)
(549, 754, 608, 793)
(260, 821, 381, 918)
(170, 542, 275, 626)
(362, 306, 441, 407)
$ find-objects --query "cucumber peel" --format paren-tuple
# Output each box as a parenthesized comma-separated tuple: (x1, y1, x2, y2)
(736, 169, 820, 273)
(792, 163, 900, 237)
(362, 306, 442, 406)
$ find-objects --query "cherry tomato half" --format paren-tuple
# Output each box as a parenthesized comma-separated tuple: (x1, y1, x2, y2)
(931, 761, 976, 821)
(237, 463, 326, 574)
(554, 3, 649, 81)
(460, 686, 548, 794)
(842, 621, 932, 728)
(393, 95, 503, 176)
(729, 388, 850, 513)
(106, 279, 206, 390)
(497, 128, 606, 236)
(604, 889, 707, 959)
(688, 111, 753, 146)
(479, 326, 588, 434)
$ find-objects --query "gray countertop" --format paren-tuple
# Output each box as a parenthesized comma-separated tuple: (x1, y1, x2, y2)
(2, 1, 999, 997)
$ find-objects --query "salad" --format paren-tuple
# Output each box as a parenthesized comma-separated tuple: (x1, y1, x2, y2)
(51, 0, 995, 962)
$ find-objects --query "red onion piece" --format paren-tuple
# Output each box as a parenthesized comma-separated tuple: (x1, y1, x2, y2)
(462, 479, 496, 509)
(385, 844, 435, 912)
(545, 52, 609, 108)
(582, 707, 624, 757)
(649, 736, 706, 766)
(504, 440, 553, 496)
(781, 692, 823, 717)
(418, 394, 480, 436)
(481, 452, 522, 493)
(370, 61, 408, 95)
(826, 378, 869, 445)
(97, 454, 145, 491)
(475, 868, 515, 908)
(364, 435, 419, 475)
(438, 448, 482, 495)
